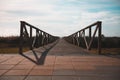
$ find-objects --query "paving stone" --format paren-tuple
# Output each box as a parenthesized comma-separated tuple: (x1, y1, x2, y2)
(52, 76, 79, 80)
(55, 62, 72, 65)
(53, 70, 75, 75)
(54, 64, 73, 70)
(97, 66, 120, 70)
(33, 65, 53, 70)
(94, 66, 120, 76)
(0, 39, 120, 80)
(1, 57, 23, 65)
(13, 64, 34, 70)
(0, 57, 10, 63)
(80, 76, 120, 80)
(19, 59, 35, 65)
(0, 64, 15, 70)
(25, 76, 51, 80)
(73, 65, 95, 70)
(4, 70, 30, 75)
(75, 70, 99, 76)
(1, 60, 20, 65)
(0, 76, 25, 80)
(29, 69, 53, 75)
(45, 56, 56, 61)
(19, 61, 35, 65)
(44, 61, 55, 65)
(0, 70, 7, 75)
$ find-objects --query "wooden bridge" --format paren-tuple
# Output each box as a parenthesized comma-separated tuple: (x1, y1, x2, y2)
(0, 21, 120, 80)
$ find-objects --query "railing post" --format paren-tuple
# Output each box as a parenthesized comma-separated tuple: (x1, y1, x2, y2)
(78, 31, 81, 47)
(76, 32, 79, 46)
(89, 27, 91, 50)
(30, 27, 32, 50)
(39, 31, 42, 46)
(75, 33, 77, 45)
(47, 34, 49, 44)
(44, 33, 46, 45)
(73, 35, 75, 44)
(35, 29, 39, 48)
(42, 32, 45, 46)
(19, 21, 24, 54)
(98, 21, 102, 54)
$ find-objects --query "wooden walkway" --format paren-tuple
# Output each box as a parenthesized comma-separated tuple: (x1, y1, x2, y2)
(0, 39, 120, 80)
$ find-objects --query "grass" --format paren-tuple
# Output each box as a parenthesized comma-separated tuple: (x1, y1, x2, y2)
(0, 47, 29, 54)
(90, 48, 120, 55)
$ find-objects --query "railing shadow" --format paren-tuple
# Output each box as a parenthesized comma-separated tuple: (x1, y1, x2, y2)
(20, 40, 59, 65)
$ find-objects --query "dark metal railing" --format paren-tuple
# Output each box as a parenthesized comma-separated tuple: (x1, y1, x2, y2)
(19, 21, 59, 54)
(64, 21, 102, 54)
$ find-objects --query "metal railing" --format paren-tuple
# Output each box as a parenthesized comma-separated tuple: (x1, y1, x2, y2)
(64, 21, 102, 54)
(19, 21, 59, 54)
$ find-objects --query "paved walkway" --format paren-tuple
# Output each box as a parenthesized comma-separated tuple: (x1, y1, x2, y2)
(0, 39, 120, 80)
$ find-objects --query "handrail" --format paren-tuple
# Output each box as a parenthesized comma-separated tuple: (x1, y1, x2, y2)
(19, 21, 59, 54)
(64, 21, 102, 54)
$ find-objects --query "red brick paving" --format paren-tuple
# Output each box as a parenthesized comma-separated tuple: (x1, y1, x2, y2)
(0, 70, 7, 75)
(5, 70, 30, 75)
(33, 65, 54, 70)
(0, 64, 15, 70)
(29, 69, 53, 76)
(0, 54, 120, 80)
(13, 64, 34, 70)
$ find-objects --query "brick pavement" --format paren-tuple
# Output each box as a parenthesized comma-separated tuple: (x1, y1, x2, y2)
(0, 54, 120, 80)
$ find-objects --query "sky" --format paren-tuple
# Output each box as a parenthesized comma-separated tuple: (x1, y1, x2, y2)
(0, 0, 120, 37)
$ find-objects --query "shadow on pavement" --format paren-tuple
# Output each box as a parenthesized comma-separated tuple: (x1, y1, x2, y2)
(20, 40, 59, 65)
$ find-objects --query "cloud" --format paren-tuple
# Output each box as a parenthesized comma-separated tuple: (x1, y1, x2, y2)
(0, 0, 120, 37)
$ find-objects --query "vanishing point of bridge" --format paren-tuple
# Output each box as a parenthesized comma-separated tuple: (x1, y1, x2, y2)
(0, 21, 120, 80)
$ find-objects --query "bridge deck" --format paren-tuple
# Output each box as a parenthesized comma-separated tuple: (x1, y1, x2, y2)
(47, 38, 89, 56)
(0, 39, 120, 80)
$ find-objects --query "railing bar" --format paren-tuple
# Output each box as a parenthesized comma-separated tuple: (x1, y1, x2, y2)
(76, 33, 80, 46)
(69, 21, 101, 36)
(64, 21, 102, 54)
(19, 21, 59, 56)
(20, 21, 52, 36)
(23, 26, 29, 38)
(83, 30, 89, 49)
(98, 22, 102, 54)
(88, 26, 98, 50)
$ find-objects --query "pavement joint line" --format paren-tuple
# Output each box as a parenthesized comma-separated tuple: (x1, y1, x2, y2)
(23, 64, 36, 80)
(0, 56, 14, 64)
(0, 56, 25, 76)
(71, 56, 76, 75)
(51, 56, 56, 80)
